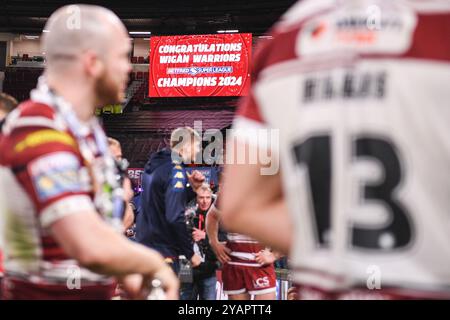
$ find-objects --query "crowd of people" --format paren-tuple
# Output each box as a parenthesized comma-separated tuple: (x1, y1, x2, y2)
(131, 126, 287, 300)
(1, 0, 449, 300)
(0, 5, 287, 300)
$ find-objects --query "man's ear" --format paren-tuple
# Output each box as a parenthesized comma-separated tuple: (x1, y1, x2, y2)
(82, 50, 104, 78)
(178, 143, 187, 158)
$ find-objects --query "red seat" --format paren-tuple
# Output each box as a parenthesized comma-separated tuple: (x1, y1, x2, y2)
(138, 56, 144, 64)
(131, 57, 138, 64)
(136, 72, 143, 80)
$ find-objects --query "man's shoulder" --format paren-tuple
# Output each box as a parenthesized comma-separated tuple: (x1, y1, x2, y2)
(0, 100, 78, 166)
(19, 100, 56, 118)
(150, 161, 175, 177)
(2, 100, 66, 136)
(13, 100, 58, 125)
(145, 161, 176, 191)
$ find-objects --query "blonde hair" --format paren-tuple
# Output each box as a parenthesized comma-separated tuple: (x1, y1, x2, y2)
(170, 126, 201, 151)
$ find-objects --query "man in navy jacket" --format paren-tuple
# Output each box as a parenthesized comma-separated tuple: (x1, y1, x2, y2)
(136, 127, 204, 273)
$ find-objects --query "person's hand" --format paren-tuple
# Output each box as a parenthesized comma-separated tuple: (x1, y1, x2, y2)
(287, 286, 299, 300)
(120, 274, 143, 299)
(150, 265, 180, 300)
(210, 241, 231, 264)
(119, 265, 179, 300)
(190, 253, 202, 268)
(192, 228, 206, 242)
(187, 170, 205, 191)
(255, 249, 276, 266)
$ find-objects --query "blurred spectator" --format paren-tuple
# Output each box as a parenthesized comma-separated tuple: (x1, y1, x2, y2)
(107, 137, 135, 231)
(180, 184, 226, 300)
(0, 93, 18, 124)
(0, 92, 17, 298)
(136, 127, 205, 274)
(126, 179, 142, 239)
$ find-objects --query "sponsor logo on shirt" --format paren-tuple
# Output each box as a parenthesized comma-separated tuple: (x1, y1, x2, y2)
(28, 152, 82, 201)
(298, 8, 417, 56)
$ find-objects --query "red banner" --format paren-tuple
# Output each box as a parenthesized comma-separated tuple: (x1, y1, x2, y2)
(149, 33, 252, 97)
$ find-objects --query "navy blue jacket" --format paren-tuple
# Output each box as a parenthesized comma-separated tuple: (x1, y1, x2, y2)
(136, 149, 195, 259)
